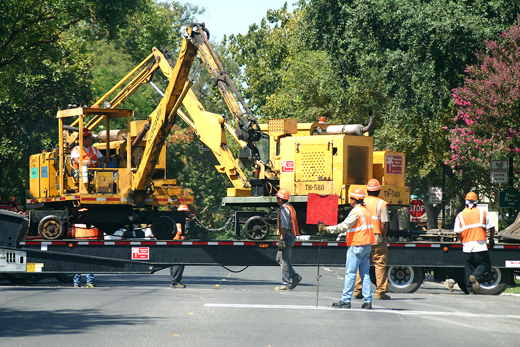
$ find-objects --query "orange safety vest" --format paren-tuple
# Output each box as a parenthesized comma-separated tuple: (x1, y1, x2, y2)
(364, 196, 387, 235)
(456, 207, 487, 243)
(73, 146, 99, 170)
(173, 221, 188, 240)
(277, 203, 300, 237)
(74, 224, 104, 240)
(346, 205, 375, 246)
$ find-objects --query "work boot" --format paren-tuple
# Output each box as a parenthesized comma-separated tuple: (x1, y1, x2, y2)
(290, 275, 302, 289)
(446, 279, 454, 292)
(362, 302, 372, 309)
(469, 275, 480, 294)
(332, 301, 351, 309)
(274, 285, 292, 291)
(170, 283, 186, 289)
(377, 293, 391, 300)
(83, 283, 95, 288)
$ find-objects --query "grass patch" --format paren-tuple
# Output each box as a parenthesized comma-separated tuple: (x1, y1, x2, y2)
(504, 277, 520, 294)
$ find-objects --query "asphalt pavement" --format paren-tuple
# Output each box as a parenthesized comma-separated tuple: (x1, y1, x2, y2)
(1, 266, 519, 347)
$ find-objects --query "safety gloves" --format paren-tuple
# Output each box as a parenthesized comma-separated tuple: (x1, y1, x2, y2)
(318, 222, 327, 234)
(277, 240, 286, 251)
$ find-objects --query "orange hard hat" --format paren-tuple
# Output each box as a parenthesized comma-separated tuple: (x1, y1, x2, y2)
(465, 192, 478, 201)
(83, 128, 92, 137)
(178, 204, 189, 212)
(276, 188, 291, 200)
(367, 178, 381, 191)
(350, 187, 366, 200)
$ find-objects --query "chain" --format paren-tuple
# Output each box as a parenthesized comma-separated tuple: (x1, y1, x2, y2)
(192, 215, 234, 232)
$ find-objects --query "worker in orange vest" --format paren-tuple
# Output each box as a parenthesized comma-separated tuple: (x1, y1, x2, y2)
(274, 188, 302, 291)
(73, 224, 104, 288)
(319, 187, 375, 309)
(353, 178, 391, 300)
(71, 129, 110, 172)
(170, 204, 190, 289)
(454, 192, 495, 294)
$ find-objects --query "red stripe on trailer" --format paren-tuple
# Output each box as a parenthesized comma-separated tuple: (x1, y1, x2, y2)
(389, 243, 406, 247)
(451, 244, 463, 248)
(415, 243, 432, 248)
(504, 245, 520, 249)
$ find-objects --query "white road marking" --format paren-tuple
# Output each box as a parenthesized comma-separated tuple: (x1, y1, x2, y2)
(204, 303, 520, 319)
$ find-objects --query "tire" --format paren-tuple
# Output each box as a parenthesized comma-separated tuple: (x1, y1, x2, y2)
(244, 216, 269, 240)
(38, 215, 67, 240)
(152, 216, 177, 240)
(479, 267, 511, 295)
(386, 266, 424, 293)
(55, 273, 75, 283)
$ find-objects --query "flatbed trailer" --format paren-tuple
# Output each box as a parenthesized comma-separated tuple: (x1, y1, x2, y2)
(1, 210, 519, 294)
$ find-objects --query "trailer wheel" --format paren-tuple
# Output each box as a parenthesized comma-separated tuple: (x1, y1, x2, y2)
(386, 266, 424, 293)
(55, 273, 75, 283)
(4, 273, 33, 284)
(244, 216, 269, 240)
(38, 215, 66, 240)
(479, 267, 510, 295)
(152, 216, 177, 240)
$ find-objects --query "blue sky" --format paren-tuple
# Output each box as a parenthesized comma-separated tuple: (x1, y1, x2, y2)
(188, 0, 295, 41)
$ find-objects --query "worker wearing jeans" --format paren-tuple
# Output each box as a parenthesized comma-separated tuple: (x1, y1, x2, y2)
(319, 187, 375, 309)
(344, 244, 372, 302)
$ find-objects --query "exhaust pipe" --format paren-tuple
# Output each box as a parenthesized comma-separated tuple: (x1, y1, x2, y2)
(326, 115, 375, 136)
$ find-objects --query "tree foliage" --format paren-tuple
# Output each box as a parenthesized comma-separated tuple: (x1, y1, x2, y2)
(447, 19, 520, 201)
(302, 0, 520, 227)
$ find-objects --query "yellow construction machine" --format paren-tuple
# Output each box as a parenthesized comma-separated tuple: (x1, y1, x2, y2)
(25, 27, 203, 240)
(25, 23, 409, 241)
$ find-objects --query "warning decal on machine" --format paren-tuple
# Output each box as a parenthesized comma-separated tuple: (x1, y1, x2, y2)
(281, 160, 294, 173)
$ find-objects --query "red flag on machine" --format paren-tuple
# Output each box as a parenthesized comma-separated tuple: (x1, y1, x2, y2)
(306, 193, 338, 225)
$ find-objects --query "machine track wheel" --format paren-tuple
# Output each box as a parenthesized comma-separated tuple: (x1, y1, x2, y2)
(244, 216, 269, 240)
(152, 216, 177, 240)
(38, 215, 66, 240)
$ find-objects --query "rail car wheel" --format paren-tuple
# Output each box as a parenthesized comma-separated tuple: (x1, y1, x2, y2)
(152, 216, 177, 240)
(244, 216, 269, 240)
(38, 215, 66, 240)
(386, 266, 424, 293)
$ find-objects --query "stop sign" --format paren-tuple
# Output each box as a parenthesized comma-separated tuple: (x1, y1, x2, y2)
(408, 199, 425, 217)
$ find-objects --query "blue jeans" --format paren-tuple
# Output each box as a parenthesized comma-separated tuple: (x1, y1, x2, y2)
(74, 274, 95, 285)
(341, 245, 372, 303)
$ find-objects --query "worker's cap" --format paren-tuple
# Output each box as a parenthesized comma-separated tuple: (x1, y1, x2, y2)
(367, 178, 381, 191)
(350, 187, 366, 200)
(83, 129, 92, 137)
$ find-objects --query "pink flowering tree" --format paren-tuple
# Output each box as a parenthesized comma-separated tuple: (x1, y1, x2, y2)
(446, 20, 520, 206)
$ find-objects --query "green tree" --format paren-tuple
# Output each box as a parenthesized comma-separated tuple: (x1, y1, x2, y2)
(303, 0, 520, 228)
(0, 0, 149, 202)
(446, 19, 520, 220)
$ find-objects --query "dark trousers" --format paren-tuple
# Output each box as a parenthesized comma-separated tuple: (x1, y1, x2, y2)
(170, 265, 185, 285)
(464, 251, 491, 292)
